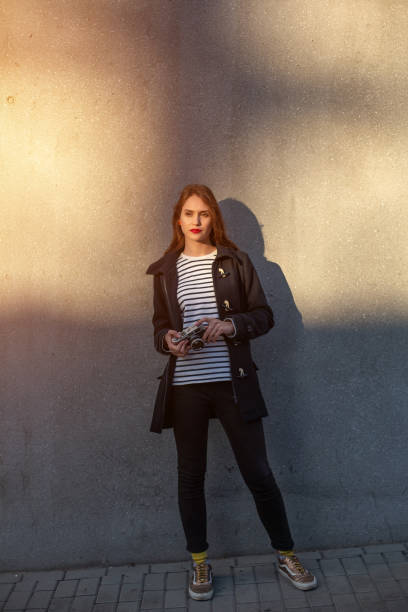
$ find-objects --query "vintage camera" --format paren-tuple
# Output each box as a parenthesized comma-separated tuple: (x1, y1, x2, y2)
(171, 322, 208, 352)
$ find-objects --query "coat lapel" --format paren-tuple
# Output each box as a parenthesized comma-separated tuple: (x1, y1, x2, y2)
(164, 263, 183, 331)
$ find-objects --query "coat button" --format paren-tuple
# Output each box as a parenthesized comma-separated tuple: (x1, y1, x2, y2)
(218, 267, 229, 278)
(222, 299, 233, 312)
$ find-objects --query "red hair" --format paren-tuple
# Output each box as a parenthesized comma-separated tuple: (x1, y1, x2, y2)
(164, 184, 238, 254)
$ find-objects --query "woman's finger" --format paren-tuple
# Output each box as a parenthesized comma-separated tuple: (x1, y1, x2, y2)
(206, 323, 222, 343)
(195, 316, 211, 326)
(202, 319, 219, 341)
(179, 340, 190, 355)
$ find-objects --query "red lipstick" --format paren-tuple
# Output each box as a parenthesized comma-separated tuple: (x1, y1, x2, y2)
(190, 229, 202, 233)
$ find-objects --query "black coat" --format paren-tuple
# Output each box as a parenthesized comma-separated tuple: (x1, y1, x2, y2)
(145, 243, 274, 434)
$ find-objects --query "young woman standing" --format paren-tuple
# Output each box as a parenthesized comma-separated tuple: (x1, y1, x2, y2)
(146, 184, 317, 600)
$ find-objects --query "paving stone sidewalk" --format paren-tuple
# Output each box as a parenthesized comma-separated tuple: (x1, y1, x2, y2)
(1, 543, 408, 612)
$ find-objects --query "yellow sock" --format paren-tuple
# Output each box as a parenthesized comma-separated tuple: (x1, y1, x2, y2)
(277, 549, 295, 557)
(191, 550, 208, 565)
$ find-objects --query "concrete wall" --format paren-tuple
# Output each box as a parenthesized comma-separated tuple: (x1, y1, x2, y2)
(1, 0, 407, 571)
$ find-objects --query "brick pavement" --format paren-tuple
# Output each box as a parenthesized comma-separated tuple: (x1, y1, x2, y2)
(1, 543, 408, 611)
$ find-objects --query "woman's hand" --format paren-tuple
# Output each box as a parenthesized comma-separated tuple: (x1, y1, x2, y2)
(194, 317, 234, 343)
(164, 329, 191, 356)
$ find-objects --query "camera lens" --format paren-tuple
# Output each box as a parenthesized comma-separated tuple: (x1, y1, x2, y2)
(191, 338, 205, 351)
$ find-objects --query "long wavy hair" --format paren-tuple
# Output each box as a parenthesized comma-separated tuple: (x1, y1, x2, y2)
(164, 184, 238, 254)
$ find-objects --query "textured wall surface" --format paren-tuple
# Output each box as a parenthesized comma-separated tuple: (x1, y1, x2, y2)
(1, 0, 407, 571)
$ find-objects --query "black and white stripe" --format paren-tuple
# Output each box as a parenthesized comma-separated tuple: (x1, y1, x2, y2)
(172, 249, 232, 385)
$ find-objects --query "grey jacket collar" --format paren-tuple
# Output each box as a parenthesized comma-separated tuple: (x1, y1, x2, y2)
(145, 243, 242, 276)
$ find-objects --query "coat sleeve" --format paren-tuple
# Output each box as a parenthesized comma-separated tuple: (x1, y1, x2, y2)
(226, 252, 274, 342)
(151, 274, 172, 355)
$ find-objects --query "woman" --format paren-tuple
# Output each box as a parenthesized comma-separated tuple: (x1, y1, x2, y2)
(145, 184, 317, 600)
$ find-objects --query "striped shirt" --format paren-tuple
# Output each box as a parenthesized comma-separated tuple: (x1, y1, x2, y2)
(172, 249, 232, 385)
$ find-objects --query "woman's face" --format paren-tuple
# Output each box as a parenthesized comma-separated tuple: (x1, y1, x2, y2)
(178, 195, 213, 244)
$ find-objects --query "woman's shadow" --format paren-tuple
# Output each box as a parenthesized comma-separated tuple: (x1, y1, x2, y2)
(219, 198, 305, 454)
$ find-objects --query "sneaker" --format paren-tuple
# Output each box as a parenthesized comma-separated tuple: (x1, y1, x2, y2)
(277, 553, 318, 590)
(188, 561, 214, 600)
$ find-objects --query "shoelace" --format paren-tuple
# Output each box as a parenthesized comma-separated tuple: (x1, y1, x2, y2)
(286, 555, 307, 575)
(195, 562, 210, 583)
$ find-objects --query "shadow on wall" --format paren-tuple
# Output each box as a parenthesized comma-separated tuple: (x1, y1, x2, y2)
(0, 274, 408, 570)
(220, 198, 304, 355)
(219, 197, 305, 449)
(208, 199, 408, 552)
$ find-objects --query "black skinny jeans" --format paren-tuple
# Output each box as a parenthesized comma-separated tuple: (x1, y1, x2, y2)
(170, 380, 294, 553)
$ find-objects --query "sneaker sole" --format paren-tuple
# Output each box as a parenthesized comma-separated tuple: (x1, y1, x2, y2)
(188, 586, 214, 600)
(278, 566, 318, 590)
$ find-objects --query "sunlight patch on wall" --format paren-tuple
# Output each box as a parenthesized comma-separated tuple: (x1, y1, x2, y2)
(0, 0, 172, 323)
